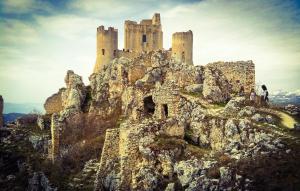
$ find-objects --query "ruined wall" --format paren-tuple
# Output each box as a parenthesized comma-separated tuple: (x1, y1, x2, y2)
(94, 26, 118, 73)
(0, 95, 3, 128)
(44, 88, 64, 115)
(172, 30, 193, 65)
(50, 113, 61, 162)
(152, 84, 181, 120)
(207, 61, 255, 94)
(124, 13, 163, 53)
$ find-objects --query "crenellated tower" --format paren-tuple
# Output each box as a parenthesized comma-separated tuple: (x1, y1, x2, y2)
(124, 13, 163, 53)
(171, 30, 193, 65)
(94, 26, 118, 73)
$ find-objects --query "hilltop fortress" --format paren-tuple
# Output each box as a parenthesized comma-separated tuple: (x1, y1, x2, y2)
(94, 13, 193, 72)
(42, 13, 262, 191)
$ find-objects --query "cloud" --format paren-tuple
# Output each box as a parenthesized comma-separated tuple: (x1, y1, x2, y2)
(0, 0, 300, 103)
(0, 18, 39, 45)
(272, 89, 300, 97)
(0, 0, 52, 14)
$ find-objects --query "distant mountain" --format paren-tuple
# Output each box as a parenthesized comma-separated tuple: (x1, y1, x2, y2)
(3, 113, 26, 124)
(270, 89, 300, 106)
(3, 102, 44, 114)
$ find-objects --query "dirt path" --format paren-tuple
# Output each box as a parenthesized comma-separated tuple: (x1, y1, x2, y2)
(259, 108, 296, 129)
(277, 110, 297, 129)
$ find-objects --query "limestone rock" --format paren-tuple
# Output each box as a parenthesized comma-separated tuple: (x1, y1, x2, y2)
(44, 88, 65, 115)
(238, 106, 256, 117)
(37, 115, 45, 130)
(165, 183, 175, 191)
(251, 113, 265, 122)
(224, 97, 245, 114)
(174, 159, 201, 187)
(203, 67, 231, 102)
(184, 84, 203, 94)
(61, 70, 86, 112)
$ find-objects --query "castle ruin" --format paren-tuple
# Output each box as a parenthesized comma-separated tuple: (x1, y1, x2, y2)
(93, 13, 193, 72)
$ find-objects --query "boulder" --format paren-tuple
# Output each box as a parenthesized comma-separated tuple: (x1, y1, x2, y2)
(184, 84, 203, 94)
(224, 97, 246, 114)
(37, 115, 45, 130)
(238, 106, 256, 117)
(174, 159, 201, 187)
(251, 114, 265, 122)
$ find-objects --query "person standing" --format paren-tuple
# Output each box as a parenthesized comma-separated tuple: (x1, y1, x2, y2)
(261, 85, 269, 106)
(249, 88, 256, 105)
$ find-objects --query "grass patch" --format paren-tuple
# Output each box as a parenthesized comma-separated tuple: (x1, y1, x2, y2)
(185, 144, 210, 159)
(179, 89, 203, 98)
(149, 135, 186, 151)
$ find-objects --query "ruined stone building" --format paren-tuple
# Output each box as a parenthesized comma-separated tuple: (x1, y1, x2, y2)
(93, 13, 193, 72)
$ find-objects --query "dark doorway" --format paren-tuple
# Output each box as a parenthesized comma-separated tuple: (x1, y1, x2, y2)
(102, 49, 105, 55)
(113, 50, 116, 56)
(142, 34, 147, 43)
(144, 96, 155, 115)
(163, 104, 168, 118)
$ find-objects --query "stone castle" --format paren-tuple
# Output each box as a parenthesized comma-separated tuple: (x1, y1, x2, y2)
(94, 13, 193, 72)
(43, 13, 259, 190)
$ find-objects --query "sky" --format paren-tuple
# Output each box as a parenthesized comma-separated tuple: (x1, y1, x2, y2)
(0, 0, 300, 104)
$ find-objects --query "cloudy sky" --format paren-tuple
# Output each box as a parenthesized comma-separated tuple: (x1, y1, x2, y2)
(0, 0, 300, 104)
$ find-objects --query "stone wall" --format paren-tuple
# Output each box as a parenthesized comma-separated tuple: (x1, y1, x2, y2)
(50, 114, 60, 162)
(206, 61, 255, 94)
(44, 88, 64, 115)
(94, 26, 118, 73)
(172, 31, 193, 65)
(0, 95, 3, 128)
(124, 13, 163, 53)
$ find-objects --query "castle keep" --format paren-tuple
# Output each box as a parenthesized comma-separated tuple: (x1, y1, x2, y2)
(94, 13, 193, 72)
(124, 13, 163, 52)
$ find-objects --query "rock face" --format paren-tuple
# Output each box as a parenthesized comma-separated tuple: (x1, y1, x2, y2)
(61, 70, 86, 112)
(0, 95, 3, 128)
(44, 88, 65, 115)
(87, 51, 261, 190)
(203, 67, 231, 102)
(44, 50, 264, 190)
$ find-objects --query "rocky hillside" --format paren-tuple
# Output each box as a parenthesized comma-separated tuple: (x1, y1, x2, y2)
(1, 50, 300, 191)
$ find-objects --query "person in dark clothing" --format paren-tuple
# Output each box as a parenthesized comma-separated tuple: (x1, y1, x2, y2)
(261, 85, 269, 106)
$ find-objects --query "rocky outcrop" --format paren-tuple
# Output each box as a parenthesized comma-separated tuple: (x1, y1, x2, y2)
(203, 67, 231, 103)
(44, 88, 65, 115)
(61, 70, 86, 113)
(0, 95, 3, 128)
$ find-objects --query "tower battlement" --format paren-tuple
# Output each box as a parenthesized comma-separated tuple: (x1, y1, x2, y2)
(124, 13, 163, 53)
(94, 25, 118, 73)
(172, 30, 193, 65)
(93, 13, 194, 73)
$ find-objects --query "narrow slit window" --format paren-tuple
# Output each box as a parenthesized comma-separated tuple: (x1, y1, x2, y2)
(102, 49, 105, 55)
(142, 34, 147, 43)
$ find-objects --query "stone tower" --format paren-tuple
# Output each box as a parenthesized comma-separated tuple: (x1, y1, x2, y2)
(124, 13, 163, 52)
(172, 30, 193, 65)
(94, 26, 118, 73)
